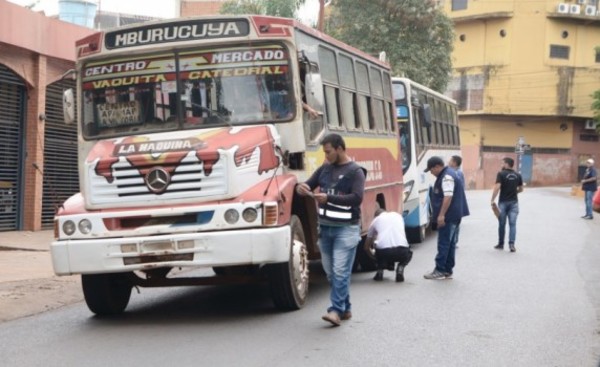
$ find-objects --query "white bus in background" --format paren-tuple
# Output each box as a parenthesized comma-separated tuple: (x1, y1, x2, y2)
(392, 77, 461, 243)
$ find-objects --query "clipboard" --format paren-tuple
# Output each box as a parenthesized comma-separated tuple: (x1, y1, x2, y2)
(491, 203, 500, 219)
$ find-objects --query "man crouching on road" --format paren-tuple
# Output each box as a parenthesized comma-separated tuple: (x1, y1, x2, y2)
(423, 156, 469, 280)
(365, 208, 412, 282)
(296, 133, 366, 327)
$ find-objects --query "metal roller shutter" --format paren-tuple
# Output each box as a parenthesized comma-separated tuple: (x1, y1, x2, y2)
(0, 64, 25, 231)
(42, 79, 79, 228)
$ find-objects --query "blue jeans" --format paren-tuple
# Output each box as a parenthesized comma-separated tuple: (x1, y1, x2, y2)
(585, 190, 594, 217)
(435, 221, 458, 274)
(498, 200, 519, 245)
(319, 224, 360, 315)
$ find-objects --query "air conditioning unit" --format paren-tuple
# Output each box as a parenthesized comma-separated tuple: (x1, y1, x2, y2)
(584, 120, 597, 130)
(570, 4, 582, 14)
(585, 5, 597, 15)
(557, 3, 570, 13)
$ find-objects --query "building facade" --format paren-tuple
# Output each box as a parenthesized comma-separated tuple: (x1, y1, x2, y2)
(443, 0, 600, 189)
(0, 1, 94, 231)
(180, 0, 225, 16)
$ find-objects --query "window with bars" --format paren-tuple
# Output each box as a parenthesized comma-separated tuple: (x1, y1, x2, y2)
(550, 45, 570, 59)
(452, 0, 467, 10)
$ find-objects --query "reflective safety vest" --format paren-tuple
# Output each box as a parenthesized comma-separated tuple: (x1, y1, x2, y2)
(316, 162, 364, 225)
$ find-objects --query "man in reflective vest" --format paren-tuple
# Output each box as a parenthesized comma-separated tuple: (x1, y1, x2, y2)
(296, 133, 366, 326)
(423, 156, 469, 280)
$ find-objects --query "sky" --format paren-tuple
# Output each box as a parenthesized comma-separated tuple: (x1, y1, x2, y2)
(7, 0, 179, 18)
(7, 0, 320, 22)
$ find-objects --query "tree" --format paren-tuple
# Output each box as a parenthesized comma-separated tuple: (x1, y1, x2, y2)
(326, 0, 454, 92)
(593, 89, 600, 134)
(220, 0, 306, 18)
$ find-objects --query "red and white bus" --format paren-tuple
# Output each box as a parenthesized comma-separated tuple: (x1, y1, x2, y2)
(52, 15, 403, 315)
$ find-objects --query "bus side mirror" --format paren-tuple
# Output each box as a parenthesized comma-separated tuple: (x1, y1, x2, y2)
(420, 103, 432, 128)
(63, 89, 75, 125)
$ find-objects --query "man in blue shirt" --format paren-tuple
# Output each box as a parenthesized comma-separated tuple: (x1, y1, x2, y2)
(448, 155, 466, 248)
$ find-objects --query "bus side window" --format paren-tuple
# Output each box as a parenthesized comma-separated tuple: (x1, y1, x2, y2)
(301, 62, 325, 143)
(420, 103, 432, 128)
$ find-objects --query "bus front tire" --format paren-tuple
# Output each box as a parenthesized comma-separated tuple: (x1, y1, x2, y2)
(81, 272, 133, 316)
(267, 215, 309, 311)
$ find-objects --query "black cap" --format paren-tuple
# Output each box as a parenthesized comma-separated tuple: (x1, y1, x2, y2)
(424, 156, 444, 172)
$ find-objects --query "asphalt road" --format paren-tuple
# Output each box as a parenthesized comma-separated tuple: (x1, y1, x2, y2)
(1, 187, 599, 366)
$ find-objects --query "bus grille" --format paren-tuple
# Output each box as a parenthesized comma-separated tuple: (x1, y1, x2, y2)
(87, 155, 227, 206)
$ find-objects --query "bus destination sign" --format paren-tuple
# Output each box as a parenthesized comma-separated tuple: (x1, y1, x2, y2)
(105, 19, 250, 49)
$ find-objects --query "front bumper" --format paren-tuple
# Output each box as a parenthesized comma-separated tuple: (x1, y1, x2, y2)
(51, 226, 290, 275)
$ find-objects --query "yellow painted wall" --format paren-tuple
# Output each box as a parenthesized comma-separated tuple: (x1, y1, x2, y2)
(453, 22, 486, 67)
(481, 119, 572, 148)
(459, 115, 572, 149)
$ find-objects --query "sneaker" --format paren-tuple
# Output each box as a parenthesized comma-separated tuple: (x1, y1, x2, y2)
(373, 270, 383, 281)
(424, 270, 446, 280)
(509, 244, 516, 252)
(582, 215, 593, 219)
(341, 311, 352, 321)
(395, 264, 405, 282)
(322, 311, 341, 326)
(494, 244, 504, 250)
(443, 272, 453, 279)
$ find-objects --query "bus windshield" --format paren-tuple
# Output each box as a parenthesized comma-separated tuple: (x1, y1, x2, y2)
(81, 43, 294, 138)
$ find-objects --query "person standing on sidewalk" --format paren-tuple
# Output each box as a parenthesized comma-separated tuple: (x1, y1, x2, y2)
(296, 133, 365, 327)
(581, 158, 597, 220)
(423, 156, 469, 280)
(364, 208, 412, 282)
(491, 157, 523, 252)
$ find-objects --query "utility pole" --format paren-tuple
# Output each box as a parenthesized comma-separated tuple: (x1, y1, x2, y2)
(515, 136, 524, 174)
(317, 0, 325, 32)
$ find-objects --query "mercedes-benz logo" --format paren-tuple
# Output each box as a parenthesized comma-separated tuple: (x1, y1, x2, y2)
(145, 168, 170, 194)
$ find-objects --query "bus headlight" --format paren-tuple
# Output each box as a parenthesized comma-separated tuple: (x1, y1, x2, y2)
(242, 208, 258, 223)
(78, 219, 92, 234)
(63, 220, 76, 236)
(224, 209, 239, 224)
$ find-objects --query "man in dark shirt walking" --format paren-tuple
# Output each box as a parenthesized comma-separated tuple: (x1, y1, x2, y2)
(296, 133, 365, 326)
(491, 157, 524, 252)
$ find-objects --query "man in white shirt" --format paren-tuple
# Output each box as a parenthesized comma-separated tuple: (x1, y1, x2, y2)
(364, 209, 412, 282)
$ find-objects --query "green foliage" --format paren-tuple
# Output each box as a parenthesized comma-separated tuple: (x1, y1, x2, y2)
(326, 0, 454, 92)
(592, 89, 600, 134)
(220, 0, 306, 18)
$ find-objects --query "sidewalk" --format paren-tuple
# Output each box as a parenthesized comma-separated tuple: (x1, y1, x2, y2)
(0, 230, 82, 322)
(0, 229, 54, 252)
(0, 230, 56, 283)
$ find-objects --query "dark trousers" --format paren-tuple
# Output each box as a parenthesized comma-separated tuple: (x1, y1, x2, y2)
(375, 246, 413, 271)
